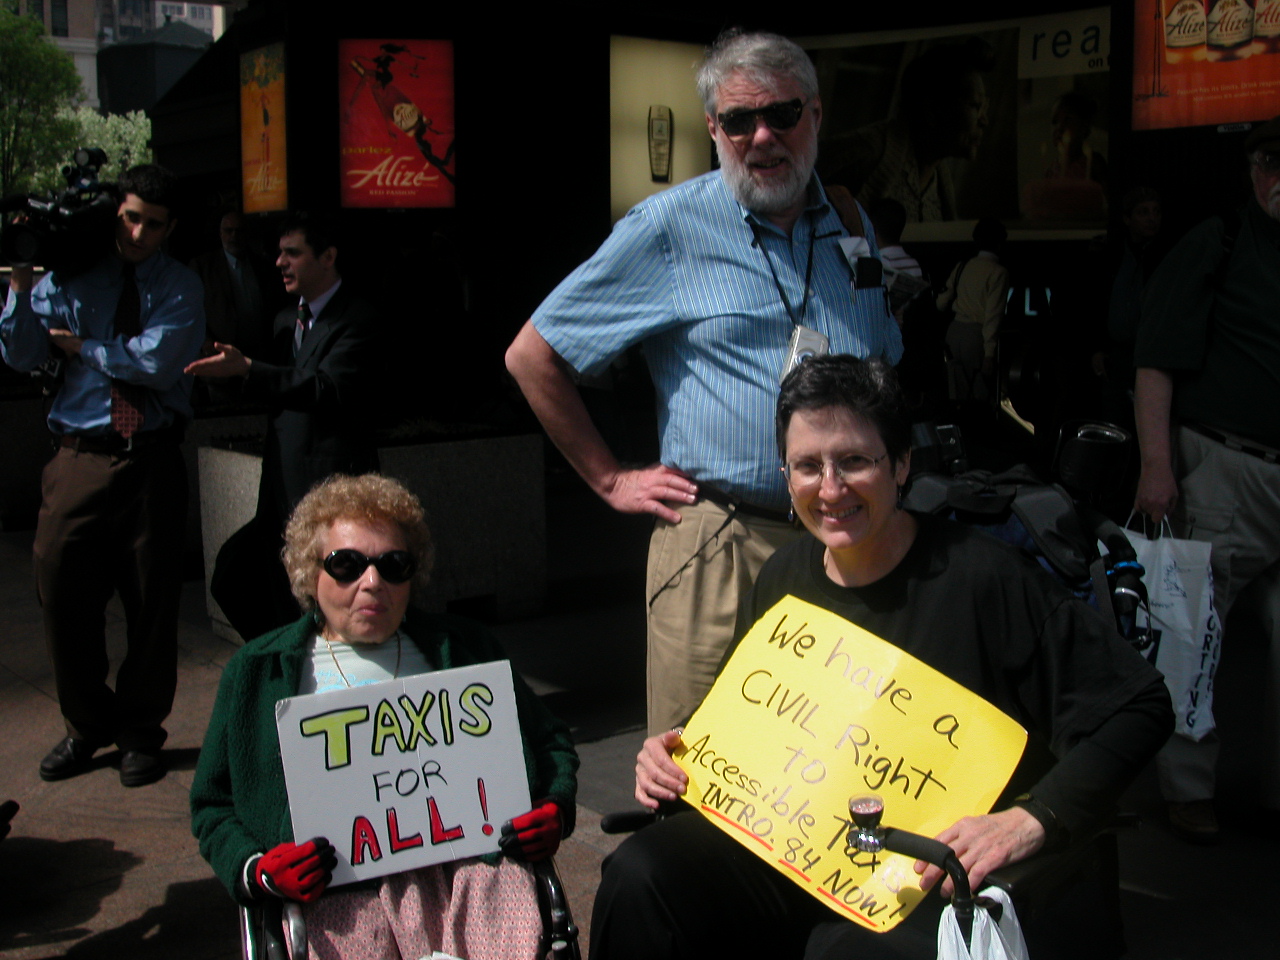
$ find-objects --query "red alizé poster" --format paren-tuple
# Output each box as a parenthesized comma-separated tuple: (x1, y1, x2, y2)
(339, 40, 456, 208)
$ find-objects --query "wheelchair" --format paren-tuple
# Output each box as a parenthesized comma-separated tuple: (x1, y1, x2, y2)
(600, 801, 1133, 960)
(238, 858, 581, 960)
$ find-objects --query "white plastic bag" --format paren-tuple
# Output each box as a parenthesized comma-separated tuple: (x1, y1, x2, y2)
(1124, 517, 1221, 740)
(937, 887, 1029, 960)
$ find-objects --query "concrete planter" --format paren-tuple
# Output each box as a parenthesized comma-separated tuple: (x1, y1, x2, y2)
(198, 434, 547, 642)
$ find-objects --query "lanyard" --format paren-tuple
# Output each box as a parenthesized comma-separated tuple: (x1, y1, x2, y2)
(751, 213, 842, 330)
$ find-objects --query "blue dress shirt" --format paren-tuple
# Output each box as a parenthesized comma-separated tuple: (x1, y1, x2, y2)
(532, 171, 902, 510)
(1, 252, 205, 435)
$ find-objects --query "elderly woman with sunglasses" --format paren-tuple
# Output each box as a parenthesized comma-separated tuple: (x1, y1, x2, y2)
(591, 356, 1171, 960)
(191, 473, 577, 960)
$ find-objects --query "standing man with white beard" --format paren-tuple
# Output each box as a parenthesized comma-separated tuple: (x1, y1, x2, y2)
(1133, 115, 1280, 843)
(506, 29, 901, 735)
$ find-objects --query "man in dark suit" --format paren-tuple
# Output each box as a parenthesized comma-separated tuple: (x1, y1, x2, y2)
(187, 211, 380, 639)
(189, 211, 276, 361)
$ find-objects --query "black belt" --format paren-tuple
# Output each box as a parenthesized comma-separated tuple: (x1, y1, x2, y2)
(697, 483, 792, 524)
(58, 426, 183, 455)
(1185, 422, 1280, 464)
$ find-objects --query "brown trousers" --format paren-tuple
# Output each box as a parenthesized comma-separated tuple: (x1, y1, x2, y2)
(33, 442, 187, 751)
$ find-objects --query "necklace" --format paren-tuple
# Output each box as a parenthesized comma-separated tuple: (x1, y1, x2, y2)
(321, 630, 402, 688)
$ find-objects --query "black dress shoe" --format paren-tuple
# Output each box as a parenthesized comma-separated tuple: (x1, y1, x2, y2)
(39, 738, 99, 782)
(119, 749, 165, 788)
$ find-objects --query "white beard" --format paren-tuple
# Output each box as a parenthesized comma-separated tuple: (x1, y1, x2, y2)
(718, 135, 817, 217)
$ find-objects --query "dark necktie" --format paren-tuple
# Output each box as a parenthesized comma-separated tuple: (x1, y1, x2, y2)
(110, 263, 145, 439)
(293, 302, 312, 355)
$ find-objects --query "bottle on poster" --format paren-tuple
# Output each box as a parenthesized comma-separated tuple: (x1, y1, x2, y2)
(1206, 0, 1256, 60)
(1254, 0, 1280, 51)
(1165, 0, 1209, 62)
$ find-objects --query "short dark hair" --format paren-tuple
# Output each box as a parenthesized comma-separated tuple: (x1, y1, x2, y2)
(899, 39, 995, 121)
(1121, 185, 1160, 217)
(776, 356, 910, 464)
(281, 210, 339, 259)
(867, 198, 907, 245)
(973, 216, 1007, 251)
(117, 164, 180, 216)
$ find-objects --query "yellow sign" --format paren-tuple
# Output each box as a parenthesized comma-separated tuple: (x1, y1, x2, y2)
(675, 596, 1027, 932)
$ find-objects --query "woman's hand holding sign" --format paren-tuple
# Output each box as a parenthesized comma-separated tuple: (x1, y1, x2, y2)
(499, 800, 564, 861)
(914, 806, 1045, 897)
(250, 837, 338, 903)
(635, 730, 688, 809)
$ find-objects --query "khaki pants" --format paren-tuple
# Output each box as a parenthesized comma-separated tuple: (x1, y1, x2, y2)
(645, 498, 802, 735)
(1157, 426, 1280, 803)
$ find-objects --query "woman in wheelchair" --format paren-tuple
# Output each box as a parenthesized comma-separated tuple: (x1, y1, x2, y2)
(192, 474, 578, 959)
(592, 356, 1172, 960)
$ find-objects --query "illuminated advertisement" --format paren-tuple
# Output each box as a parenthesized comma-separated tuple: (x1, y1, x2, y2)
(1133, 0, 1280, 131)
(804, 8, 1111, 235)
(339, 40, 456, 208)
(240, 43, 288, 214)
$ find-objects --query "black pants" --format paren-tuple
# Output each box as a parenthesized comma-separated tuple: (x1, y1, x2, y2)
(33, 443, 187, 752)
(210, 514, 299, 643)
(589, 809, 941, 960)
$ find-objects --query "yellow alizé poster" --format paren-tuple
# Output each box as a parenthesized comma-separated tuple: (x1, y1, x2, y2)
(675, 596, 1027, 932)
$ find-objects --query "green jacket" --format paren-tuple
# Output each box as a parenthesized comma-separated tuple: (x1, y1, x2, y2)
(190, 608, 579, 903)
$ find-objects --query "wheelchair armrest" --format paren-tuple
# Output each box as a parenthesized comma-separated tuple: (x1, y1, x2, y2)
(238, 899, 307, 960)
(534, 859, 581, 960)
(282, 901, 307, 960)
(982, 813, 1138, 915)
(599, 810, 660, 835)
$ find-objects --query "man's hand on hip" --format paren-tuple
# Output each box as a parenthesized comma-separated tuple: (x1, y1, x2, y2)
(601, 464, 697, 524)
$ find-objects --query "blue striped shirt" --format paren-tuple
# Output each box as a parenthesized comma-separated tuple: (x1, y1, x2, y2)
(532, 171, 902, 510)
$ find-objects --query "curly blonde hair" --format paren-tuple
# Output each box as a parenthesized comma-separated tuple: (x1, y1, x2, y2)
(282, 473, 434, 616)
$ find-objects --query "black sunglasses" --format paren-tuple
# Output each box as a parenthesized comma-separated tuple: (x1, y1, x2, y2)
(322, 549, 417, 584)
(716, 99, 806, 139)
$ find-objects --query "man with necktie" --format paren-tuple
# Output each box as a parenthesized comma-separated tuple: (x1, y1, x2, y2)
(0, 165, 205, 787)
(187, 211, 380, 641)
(188, 210, 277, 364)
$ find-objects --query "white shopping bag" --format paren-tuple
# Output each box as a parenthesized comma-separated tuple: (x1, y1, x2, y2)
(937, 888, 1029, 960)
(1123, 518, 1221, 740)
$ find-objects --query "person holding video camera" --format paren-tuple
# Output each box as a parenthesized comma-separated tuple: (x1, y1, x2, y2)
(0, 164, 204, 788)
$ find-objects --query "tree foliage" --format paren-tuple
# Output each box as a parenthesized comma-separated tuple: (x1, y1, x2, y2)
(0, 8, 83, 198)
(61, 107, 153, 186)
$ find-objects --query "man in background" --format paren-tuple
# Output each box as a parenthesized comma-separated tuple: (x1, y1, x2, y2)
(187, 212, 380, 640)
(0, 164, 204, 787)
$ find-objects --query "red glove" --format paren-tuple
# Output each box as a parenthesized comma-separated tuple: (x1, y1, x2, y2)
(253, 837, 337, 903)
(499, 800, 563, 862)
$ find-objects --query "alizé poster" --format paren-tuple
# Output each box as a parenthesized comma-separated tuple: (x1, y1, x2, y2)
(339, 40, 456, 208)
(1133, 0, 1280, 130)
(240, 43, 288, 213)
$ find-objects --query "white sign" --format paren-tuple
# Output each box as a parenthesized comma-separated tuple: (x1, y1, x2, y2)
(275, 660, 531, 886)
(1018, 7, 1111, 78)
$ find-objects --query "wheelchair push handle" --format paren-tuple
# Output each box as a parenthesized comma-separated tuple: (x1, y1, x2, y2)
(846, 795, 978, 945)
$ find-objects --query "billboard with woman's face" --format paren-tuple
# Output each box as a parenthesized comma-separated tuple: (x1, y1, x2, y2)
(803, 8, 1111, 238)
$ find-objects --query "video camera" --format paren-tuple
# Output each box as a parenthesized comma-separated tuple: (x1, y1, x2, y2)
(1, 148, 118, 276)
